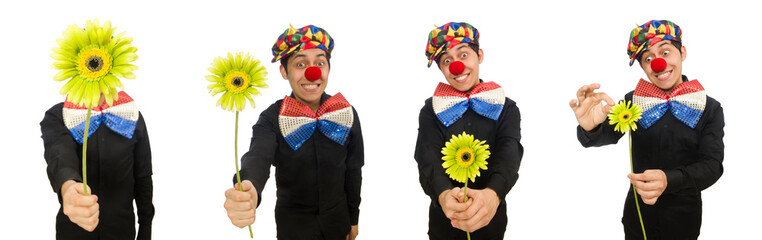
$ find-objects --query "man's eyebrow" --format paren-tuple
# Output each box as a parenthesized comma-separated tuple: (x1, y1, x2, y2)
(456, 45, 469, 51)
(656, 41, 671, 48)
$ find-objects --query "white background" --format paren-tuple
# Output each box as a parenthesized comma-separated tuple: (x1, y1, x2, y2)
(1, 0, 759, 239)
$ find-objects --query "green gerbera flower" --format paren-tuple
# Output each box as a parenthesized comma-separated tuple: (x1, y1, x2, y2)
(608, 100, 643, 133)
(441, 132, 490, 183)
(52, 19, 138, 107)
(206, 52, 268, 111)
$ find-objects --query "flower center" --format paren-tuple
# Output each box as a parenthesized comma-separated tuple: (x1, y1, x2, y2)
(225, 71, 250, 93)
(87, 55, 104, 72)
(456, 148, 475, 167)
(232, 77, 243, 87)
(77, 48, 112, 80)
(619, 111, 631, 121)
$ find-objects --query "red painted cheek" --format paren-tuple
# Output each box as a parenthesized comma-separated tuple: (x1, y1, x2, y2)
(304, 66, 322, 81)
(650, 58, 667, 72)
(449, 61, 465, 75)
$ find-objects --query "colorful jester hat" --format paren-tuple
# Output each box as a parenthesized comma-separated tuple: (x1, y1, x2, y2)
(627, 20, 682, 66)
(271, 24, 334, 63)
(52, 19, 138, 108)
(425, 22, 479, 67)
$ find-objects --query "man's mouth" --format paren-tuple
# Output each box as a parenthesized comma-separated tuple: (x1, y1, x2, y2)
(453, 73, 470, 82)
(302, 83, 320, 90)
(655, 70, 672, 81)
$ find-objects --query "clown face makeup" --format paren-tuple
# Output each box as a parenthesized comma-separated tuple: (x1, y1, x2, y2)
(639, 40, 687, 92)
(438, 43, 484, 92)
(280, 48, 330, 110)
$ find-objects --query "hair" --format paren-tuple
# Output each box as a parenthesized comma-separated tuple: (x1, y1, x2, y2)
(435, 43, 480, 69)
(280, 53, 332, 73)
(636, 40, 682, 65)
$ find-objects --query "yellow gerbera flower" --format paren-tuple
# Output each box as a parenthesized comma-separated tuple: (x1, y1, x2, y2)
(608, 100, 643, 133)
(52, 19, 138, 107)
(206, 52, 268, 111)
(441, 132, 490, 183)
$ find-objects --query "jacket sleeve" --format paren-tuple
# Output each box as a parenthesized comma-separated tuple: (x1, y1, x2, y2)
(238, 107, 279, 207)
(664, 100, 724, 194)
(40, 103, 82, 201)
(133, 113, 154, 240)
(414, 101, 454, 206)
(344, 107, 364, 225)
(484, 100, 523, 200)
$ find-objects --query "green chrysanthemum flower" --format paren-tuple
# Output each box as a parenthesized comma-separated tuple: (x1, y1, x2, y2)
(51, 19, 138, 107)
(608, 100, 643, 133)
(441, 132, 490, 183)
(206, 52, 268, 111)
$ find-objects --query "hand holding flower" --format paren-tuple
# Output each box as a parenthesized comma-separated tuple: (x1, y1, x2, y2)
(450, 188, 499, 232)
(224, 180, 258, 228)
(628, 170, 668, 205)
(61, 180, 99, 232)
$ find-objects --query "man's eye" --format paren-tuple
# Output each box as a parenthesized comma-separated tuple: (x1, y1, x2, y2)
(297, 63, 305, 67)
(645, 57, 653, 62)
(460, 53, 468, 58)
(317, 62, 325, 67)
(662, 50, 670, 55)
(444, 59, 451, 64)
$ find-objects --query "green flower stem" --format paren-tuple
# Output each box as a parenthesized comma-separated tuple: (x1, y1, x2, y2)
(82, 107, 92, 196)
(463, 181, 471, 240)
(234, 111, 254, 238)
(629, 133, 646, 240)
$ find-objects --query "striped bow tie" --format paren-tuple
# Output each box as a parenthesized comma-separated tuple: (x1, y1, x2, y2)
(279, 93, 354, 150)
(633, 79, 706, 129)
(432, 81, 505, 127)
(63, 91, 139, 144)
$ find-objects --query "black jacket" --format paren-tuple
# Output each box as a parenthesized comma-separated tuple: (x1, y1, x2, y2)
(238, 93, 363, 240)
(41, 103, 154, 240)
(577, 76, 724, 239)
(414, 93, 523, 240)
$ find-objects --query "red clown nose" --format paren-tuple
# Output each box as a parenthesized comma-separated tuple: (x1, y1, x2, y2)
(650, 58, 667, 73)
(449, 61, 465, 75)
(305, 66, 322, 81)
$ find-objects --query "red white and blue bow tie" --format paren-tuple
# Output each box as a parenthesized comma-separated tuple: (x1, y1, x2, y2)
(279, 93, 354, 150)
(63, 91, 139, 144)
(633, 79, 706, 129)
(432, 81, 505, 127)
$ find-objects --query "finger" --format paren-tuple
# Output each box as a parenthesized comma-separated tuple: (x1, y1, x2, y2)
(569, 99, 579, 111)
(576, 85, 589, 104)
(464, 207, 490, 232)
(75, 195, 98, 207)
(228, 209, 255, 221)
(641, 196, 658, 205)
(452, 200, 480, 220)
(225, 199, 253, 211)
(583, 83, 601, 98)
(240, 180, 254, 191)
(628, 173, 648, 182)
(231, 217, 255, 228)
(593, 92, 615, 106)
(226, 190, 252, 202)
(72, 184, 94, 195)
(450, 198, 472, 213)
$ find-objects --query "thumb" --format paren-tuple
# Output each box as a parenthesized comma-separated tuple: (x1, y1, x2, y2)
(628, 173, 647, 181)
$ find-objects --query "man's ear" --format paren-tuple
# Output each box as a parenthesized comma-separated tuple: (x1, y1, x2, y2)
(680, 45, 687, 62)
(478, 48, 484, 64)
(280, 65, 288, 80)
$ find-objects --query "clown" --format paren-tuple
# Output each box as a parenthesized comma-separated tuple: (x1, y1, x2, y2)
(223, 24, 364, 240)
(569, 20, 724, 239)
(414, 22, 523, 239)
